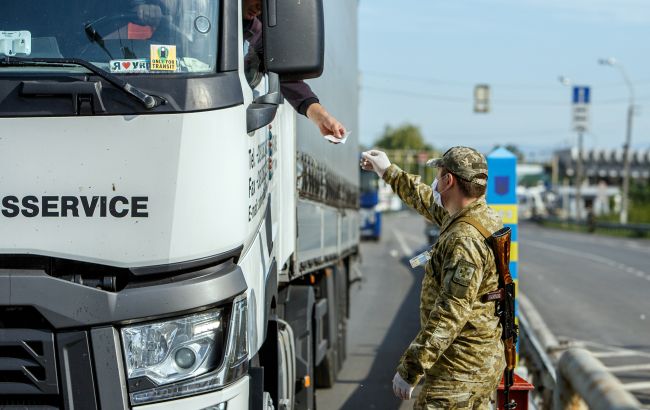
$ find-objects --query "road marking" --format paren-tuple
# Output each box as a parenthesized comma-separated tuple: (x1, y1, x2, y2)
(622, 381, 650, 392)
(527, 239, 648, 279)
(580, 341, 650, 359)
(591, 350, 641, 359)
(607, 363, 650, 373)
(393, 229, 413, 256)
(534, 227, 650, 253)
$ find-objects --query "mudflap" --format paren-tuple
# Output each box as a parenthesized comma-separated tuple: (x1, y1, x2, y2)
(280, 285, 315, 410)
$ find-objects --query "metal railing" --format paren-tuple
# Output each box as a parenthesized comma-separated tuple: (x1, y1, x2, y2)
(518, 293, 643, 409)
(555, 348, 641, 410)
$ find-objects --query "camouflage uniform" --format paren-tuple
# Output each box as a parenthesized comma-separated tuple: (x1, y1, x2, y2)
(383, 147, 506, 409)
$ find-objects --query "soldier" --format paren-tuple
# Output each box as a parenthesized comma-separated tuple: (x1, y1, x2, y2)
(360, 147, 506, 409)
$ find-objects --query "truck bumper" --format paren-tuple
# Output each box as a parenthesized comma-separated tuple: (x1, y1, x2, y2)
(134, 377, 249, 410)
(0, 257, 249, 409)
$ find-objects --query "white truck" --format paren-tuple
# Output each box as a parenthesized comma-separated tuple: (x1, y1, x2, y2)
(0, 0, 359, 409)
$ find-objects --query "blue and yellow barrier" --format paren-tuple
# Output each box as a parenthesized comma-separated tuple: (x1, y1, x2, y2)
(486, 148, 519, 361)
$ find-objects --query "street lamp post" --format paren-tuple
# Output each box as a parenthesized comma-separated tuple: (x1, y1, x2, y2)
(598, 58, 635, 225)
(558, 76, 584, 222)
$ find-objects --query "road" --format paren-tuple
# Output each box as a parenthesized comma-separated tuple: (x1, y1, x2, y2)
(317, 211, 650, 409)
(520, 221, 650, 405)
(317, 210, 427, 410)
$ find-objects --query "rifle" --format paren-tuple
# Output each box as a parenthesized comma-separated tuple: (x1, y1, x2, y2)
(456, 218, 518, 409)
(488, 227, 517, 410)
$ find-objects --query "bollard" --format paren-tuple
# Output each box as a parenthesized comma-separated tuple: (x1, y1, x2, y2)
(497, 373, 534, 410)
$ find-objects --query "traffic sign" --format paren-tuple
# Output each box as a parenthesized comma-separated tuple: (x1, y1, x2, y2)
(572, 86, 590, 133)
(474, 84, 490, 113)
(572, 86, 590, 104)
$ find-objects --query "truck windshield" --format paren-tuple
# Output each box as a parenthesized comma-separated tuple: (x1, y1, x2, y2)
(0, 0, 219, 75)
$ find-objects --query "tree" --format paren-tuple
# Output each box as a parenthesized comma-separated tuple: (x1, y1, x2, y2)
(375, 124, 433, 151)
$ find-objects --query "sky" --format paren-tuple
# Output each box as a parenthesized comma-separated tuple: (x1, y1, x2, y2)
(358, 0, 650, 159)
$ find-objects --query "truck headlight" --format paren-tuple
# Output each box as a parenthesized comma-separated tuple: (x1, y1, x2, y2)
(123, 294, 249, 405)
(122, 309, 225, 385)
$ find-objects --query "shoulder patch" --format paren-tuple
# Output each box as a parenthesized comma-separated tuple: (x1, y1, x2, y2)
(452, 260, 476, 287)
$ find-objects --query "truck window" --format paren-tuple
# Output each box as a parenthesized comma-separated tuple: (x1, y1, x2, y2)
(0, 0, 219, 74)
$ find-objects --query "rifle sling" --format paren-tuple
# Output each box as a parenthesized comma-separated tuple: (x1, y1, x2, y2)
(455, 216, 492, 240)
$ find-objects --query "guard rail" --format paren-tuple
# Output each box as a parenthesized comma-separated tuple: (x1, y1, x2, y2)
(518, 293, 643, 410)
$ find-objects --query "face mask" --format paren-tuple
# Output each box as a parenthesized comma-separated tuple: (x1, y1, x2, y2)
(431, 178, 444, 208)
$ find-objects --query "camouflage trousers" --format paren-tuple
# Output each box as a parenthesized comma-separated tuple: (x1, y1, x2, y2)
(412, 380, 496, 410)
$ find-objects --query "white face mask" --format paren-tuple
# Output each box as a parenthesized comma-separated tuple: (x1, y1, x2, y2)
(431, 178, 444, 208)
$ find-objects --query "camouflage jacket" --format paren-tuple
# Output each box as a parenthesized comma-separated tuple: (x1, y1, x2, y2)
(383, 164, 505, 385)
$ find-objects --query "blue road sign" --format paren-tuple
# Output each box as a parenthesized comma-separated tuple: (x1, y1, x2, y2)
(572, 86, 590, 104)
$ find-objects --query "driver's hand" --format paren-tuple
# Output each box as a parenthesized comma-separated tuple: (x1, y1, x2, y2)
(134, 4, 163, 27)
(306, 103, 347, 142)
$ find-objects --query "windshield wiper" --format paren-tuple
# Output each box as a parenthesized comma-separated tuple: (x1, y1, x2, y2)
(0, 56, 164, 109)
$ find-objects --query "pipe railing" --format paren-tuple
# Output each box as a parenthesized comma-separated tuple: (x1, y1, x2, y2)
(518, 293, 643, 409)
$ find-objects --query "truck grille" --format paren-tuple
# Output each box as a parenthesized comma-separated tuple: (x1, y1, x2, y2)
(0, 328, 59, 405)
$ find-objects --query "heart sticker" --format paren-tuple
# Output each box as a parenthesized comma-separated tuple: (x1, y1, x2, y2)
(122, 62, 131, 69)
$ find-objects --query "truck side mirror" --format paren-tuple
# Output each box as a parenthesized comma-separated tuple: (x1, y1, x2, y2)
(262, 0, 324, 80)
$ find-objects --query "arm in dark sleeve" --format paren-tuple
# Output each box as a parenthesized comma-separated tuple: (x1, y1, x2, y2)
(280, 80, 319, 116)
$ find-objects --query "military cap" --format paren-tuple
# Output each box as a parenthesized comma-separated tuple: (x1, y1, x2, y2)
(426, 146, 488, 186)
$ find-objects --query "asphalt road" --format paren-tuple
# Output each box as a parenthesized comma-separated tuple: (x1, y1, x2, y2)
(316, 211, 650, 409)
(317, 210, 428, 410)
(519, 221, 650, 405)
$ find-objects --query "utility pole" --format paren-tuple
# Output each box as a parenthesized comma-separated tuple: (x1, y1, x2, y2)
(576, 132, 583, 222)
(599, 58, 635, 224)
(620, 104, 634, 224)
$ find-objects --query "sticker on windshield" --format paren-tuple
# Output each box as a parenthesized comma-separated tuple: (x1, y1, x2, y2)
(0, 31, 31, 57)
(150, 45, 177, 71)
(110, 59, 150, 74)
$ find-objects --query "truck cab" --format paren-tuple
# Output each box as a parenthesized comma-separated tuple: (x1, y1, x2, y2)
(0, 0, 359, 409)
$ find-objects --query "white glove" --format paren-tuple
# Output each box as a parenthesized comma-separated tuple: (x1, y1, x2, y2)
(392, 372, 414, 400)
(361, 150, 391, 178)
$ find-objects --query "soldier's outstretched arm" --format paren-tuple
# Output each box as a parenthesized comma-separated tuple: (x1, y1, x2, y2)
(382, 164, 447, 226)
(396, 236, 487, 384)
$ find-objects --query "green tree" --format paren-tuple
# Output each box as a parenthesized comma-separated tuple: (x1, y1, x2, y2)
(375, 124, 432, 151)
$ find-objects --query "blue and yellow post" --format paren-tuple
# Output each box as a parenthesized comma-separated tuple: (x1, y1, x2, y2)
(486, 148, 518, 358)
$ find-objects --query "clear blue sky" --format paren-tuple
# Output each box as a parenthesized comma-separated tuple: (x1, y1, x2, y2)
(358, 0, 650, 159)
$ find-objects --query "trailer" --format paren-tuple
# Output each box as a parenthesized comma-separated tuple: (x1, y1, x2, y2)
(0, 0, 359, 409)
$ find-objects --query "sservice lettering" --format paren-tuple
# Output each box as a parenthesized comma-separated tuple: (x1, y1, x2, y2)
(0, 195, 149, 218)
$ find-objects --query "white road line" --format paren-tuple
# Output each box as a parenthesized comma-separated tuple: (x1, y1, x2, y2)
(591, 350, 641, 359)
(622, 381, 650, 392)
(607, 363, 650, 373)
(393, 229, 413, 256)
(527, 239, 648, 278)
(579, 341, 650, 359)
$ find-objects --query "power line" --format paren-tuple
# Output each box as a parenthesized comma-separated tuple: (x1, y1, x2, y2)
(362, 70, 650, 90)
(362, 85, 650, 106)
